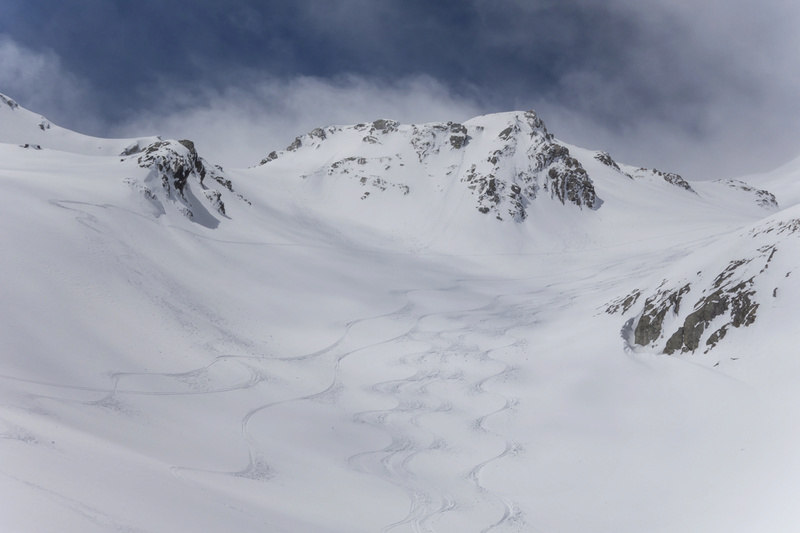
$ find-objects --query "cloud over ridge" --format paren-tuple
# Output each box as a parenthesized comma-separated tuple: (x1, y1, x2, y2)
(2, 0, 800, 178)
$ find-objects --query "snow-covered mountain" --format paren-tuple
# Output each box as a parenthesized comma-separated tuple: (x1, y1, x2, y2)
(2, 93, 800, 532)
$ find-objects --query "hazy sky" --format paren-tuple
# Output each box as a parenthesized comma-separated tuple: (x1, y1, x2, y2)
(1, 0, 799, 178)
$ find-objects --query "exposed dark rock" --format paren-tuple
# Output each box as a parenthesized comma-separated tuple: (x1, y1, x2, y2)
(463, 115, 599, 219)
(448, 122, 469, 149)
(631, 168, 695, 193)
(356, 175, 410, 197)
(534, 143, 570, 170)
(120, 142, 145, 156)
(203, 189, 226, 215)
(663, 289, 728, 354)
(371, 119, 399, 134)
(1, 94, 20, 109)
(750, 218, 800, 237)
(137, 140, 196, 196)
(259, 151, 278, 165)
(633, 284, 691, 346)
(286, 137, 302, 152)
(130, 139, 244, 225)
(594, 151, 621, 171)
(309, 127, 327, 140)
(718, 179, 778, 209)
(498, 126, 515, 141)
(546, 161, 597, 209)
(331, 156, 367, 169)
(663, 278, 758, 354)
(178, 139, 196, 152)
(536, 143, 597, 208)
(606, 290, 642, 315)
(522, 110, 547, 132)
(628, 238, 782, 356)
(660, 172, 694, 192)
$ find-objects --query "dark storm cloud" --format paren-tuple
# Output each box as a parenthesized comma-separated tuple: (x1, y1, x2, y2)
(0, 0, 689, 112)
(1, 0, 799, 177)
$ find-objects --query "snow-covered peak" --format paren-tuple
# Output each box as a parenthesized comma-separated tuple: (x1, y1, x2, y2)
(256, 110, 598, 229)
(462, 109, 550, 136)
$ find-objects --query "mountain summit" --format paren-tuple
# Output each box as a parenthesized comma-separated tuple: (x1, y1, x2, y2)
(258, 111, 599, 221)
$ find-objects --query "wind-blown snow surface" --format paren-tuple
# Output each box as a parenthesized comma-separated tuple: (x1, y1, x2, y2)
(2, 95, 800, 532)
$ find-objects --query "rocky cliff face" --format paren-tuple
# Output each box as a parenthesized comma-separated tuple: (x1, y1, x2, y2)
(460, 111, 598, 219)
(607, 210, 800, 358)
(123, 139, 246, 227)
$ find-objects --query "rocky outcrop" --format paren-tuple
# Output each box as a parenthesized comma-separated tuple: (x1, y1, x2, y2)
(594, 151, 622, 172)
(628, 167, 695, 193)
(663, 274, 759, 354)
(136, 140, 207, 196)
(717, 179, 779, 209)
(632, 284, 692, 346)
(608, 229, 787, 356)
(658, 249, 769, 354)
(126, 139, 246, 226)
(605, 290, 641, 315)
(543, 148, 597, 209)
(0, 94, 19, 109)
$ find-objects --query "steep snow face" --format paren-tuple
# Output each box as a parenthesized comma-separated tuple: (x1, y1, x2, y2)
(0, 92, 158, 156)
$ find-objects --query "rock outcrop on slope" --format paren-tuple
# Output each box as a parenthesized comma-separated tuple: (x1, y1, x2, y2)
(593, 150, 696, 193)
(607, 208, 800, 358)
(716, 179, 779, 209)
(123, 139, 247, 227)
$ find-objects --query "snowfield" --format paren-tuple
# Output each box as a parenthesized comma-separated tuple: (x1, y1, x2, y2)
(2, 93, 800, 532)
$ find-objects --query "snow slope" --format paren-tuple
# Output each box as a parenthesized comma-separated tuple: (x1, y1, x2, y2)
(2, 94, 800, 532)
(0, 92, 158, 156)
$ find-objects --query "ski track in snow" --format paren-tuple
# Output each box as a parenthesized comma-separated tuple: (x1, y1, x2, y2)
(0, 247, 648, 532)
(3, 197, 729, 531)
(1, 277, 545, 531)
(342, 287, 540, 532)
(0, 228, 692, 532)
(0, 469, 144, 533)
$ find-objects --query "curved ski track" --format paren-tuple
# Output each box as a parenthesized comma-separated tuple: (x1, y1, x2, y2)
(12, 199, 623, 531)
(2, 276, 550, 532)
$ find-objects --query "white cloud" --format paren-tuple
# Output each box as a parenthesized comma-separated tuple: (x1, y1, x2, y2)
(521, 0, 800, 180)
(113, 74, 483, 168)
(0, 35, 100, 133)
